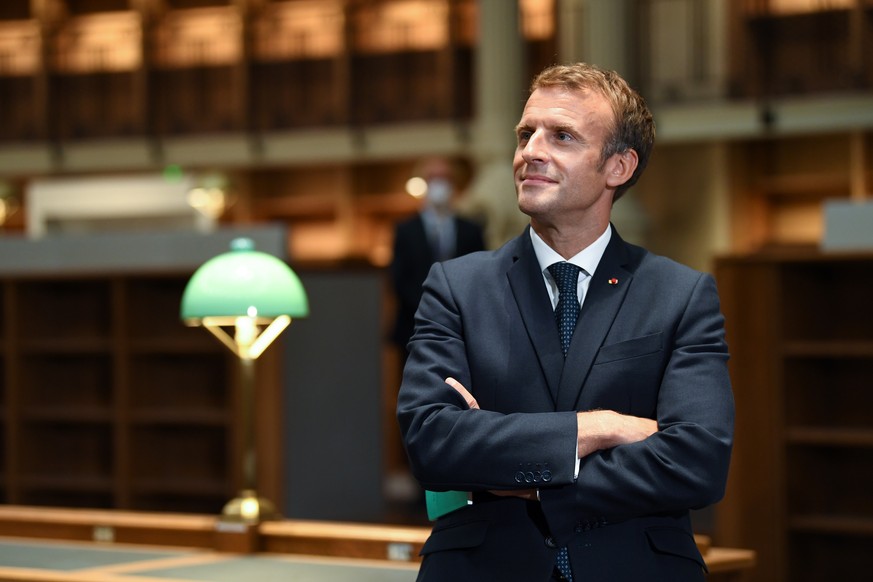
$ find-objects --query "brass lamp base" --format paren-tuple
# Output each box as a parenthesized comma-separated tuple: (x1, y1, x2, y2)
(220, 489, 281, 524)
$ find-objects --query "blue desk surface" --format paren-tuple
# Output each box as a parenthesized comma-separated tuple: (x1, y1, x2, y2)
(0, 538, 419, 582)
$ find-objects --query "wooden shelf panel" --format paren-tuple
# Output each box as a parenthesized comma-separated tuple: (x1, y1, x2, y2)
(755, 173, 851, 197)
(131, 409, 228, 426)
(128, 337, 225, 353)
(253, 195, 339, 220)
(14, 280, 114, 341)
(784, 355, 873, 429)
(129, 496, 227, 515)
(0, 284, 5, 342)
(18, 423, 113, 479)
(129, 353, 231, 412)
(20, 408, 113, 423)
(789, 515, 873, 536)
(786, 445, 873, 520)
(780, 259, 873, 342)
(125, 276, 200, 341)
(745, 5, 855, 19)
(787, 527, 872, 582)
(17, 492, 115, 510)
(782, 341, 873, 357)
(786, 427, 873, 447)
(19, 474, 113, 493)
(18, 353, 114, 415)
(130, 426, 230, 485)
(131, 478, 229, 497)
(18, 339, 114, 353)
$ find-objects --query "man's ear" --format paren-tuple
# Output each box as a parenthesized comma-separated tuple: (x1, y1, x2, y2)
(605, 149, 639, 188)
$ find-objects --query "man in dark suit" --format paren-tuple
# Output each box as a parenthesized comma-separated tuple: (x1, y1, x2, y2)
(390, 157, 486, 363)
(396, 63, 734, 581)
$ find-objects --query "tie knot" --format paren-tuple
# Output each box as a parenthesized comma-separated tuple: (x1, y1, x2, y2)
(548, 262, 582, 294)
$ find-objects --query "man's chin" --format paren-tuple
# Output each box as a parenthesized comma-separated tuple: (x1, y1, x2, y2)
(517, 194, 546, 219)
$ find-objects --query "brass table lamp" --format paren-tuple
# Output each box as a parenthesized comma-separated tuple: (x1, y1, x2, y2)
(181, 237, 308, 523)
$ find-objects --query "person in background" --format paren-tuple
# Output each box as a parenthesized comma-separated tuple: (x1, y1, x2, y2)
(390, 157, 486, 364)
(397, 62, 734, 581)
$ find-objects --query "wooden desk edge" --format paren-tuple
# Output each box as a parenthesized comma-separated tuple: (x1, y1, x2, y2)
(0, 506, 755, 573)
(704, 547, 757, 573)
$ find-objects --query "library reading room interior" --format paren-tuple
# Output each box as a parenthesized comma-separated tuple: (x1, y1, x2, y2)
(0, 1, 871, 581)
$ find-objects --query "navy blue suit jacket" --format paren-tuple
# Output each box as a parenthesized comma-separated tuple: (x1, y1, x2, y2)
(397, 225, 734, 581)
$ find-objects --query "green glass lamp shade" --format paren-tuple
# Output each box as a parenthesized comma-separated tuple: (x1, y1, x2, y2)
(181, 237, 309, 322)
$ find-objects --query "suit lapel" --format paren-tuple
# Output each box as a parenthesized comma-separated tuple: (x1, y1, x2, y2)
(555, 228, 634, 411)
(506, 230, 564, 404)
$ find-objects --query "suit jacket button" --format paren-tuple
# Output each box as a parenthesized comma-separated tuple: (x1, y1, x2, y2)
(541, 470, 552, 482)
(515, 471, 525, 483)
(545, 536, 557, 548)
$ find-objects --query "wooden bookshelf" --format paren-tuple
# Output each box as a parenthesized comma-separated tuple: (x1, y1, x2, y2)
(0, 271, 281, 515)
(729, 0, 873, 99)
(729, 131, 872, 251)
(715, 251, 873, 582)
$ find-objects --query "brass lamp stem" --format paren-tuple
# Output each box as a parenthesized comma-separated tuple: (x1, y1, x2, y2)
(220, 349, 279, 524)
(241, 357, 256, 492)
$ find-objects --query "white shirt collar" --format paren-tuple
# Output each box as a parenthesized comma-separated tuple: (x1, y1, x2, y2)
(529, 224, 612, 278)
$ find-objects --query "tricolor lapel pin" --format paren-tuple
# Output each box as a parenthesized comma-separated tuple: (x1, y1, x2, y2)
(608, 278, 619, 286)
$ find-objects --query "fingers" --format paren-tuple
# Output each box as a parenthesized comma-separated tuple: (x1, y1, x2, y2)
(445, 376, 480, 409)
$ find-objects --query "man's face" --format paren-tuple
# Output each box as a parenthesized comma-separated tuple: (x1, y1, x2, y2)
(513, 86, 618, 231)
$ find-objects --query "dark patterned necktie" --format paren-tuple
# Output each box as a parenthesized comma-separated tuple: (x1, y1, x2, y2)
(546, 261, 580, 581)
(548, 262, 582, 356)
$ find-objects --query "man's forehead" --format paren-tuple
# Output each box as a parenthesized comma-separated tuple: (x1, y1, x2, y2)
(520, 86, 610, 125)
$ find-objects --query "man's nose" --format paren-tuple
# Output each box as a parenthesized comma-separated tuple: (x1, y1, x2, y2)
(521, 131, 548, 163)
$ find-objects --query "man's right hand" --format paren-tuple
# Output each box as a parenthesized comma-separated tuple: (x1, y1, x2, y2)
(576, 410, 658, 458)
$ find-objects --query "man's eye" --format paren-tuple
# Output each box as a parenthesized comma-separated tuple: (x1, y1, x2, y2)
(517, 131, 531, 142)
(556, 132, 572, 141)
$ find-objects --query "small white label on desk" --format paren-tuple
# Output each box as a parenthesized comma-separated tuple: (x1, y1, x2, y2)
(387, 542, 414, 561)
(93, 525, 115, 543)
(215, 522, 249, 533)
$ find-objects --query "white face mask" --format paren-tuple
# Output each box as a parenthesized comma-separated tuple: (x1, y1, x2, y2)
(427, 178, 453, 207)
